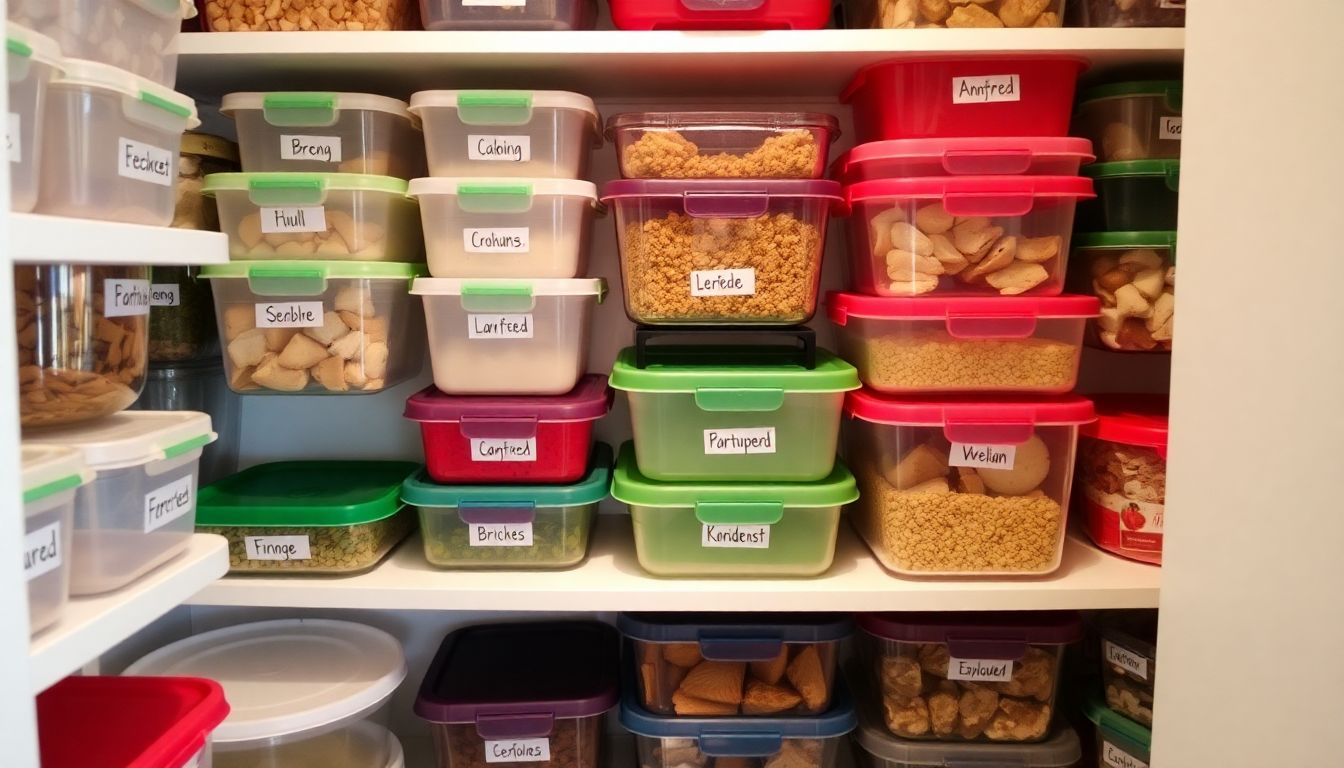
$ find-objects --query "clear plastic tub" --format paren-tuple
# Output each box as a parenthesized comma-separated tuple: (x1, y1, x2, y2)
(132, 359, 241, 486)
(402, 443, 611, 569)
(843, 0, 1065, 28)
(608, 112, 839, 180)
(831, 138, 1094, 185)
(201, 260, 427, 395)
(618, 612, 851, 717)
(1073, 0, 1184, 27)
(26, 411, 215, 595)
(37, 59, 200, 225)
(845, 391, 1095, 576)
(1083, 693, 1151, 768)
(844, 176, 1093, 297)
(609, 0, 832, 29)
(1077, 395, 1167, 566)
(1081, 159, 1180, 231)
(204, 172, 423, 261)
(410, 90, 600, 179)
(1070, 232, 1175, 352)
(412, 277, 605, 396)
(602, 179, 842, 325)
(827, 292, 1098, 394)
(857, 612, 1082, 742)
(7, 23, 61, 213)
(21, 445, 88, 636)
(611, 442, 858, 578)
(197, 0, 419, 30)
(9, 0, 184, 87)
(610, 347, 859, 482)
(420, 0, 597, 30)
(409, 178, 600, 279)
(1075, 81, 1181, 163)
(1099, 611, 1158, 727)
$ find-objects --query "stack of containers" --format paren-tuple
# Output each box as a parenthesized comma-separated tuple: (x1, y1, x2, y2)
(399, 90, 613, 570)
(1087, 609, 1158, 767)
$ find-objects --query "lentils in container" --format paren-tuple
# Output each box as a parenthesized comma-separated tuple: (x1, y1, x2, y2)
(608, 112, 839, 180)
(1075, 81, 1182, 163)
(197, 0, 420, 31)
(10, 0, 185, 87)
(843, 0, 1066, 28)
(6, 23, 61, 213)
(1070, 232, 1175, 352)
(21, 445, 88, 636)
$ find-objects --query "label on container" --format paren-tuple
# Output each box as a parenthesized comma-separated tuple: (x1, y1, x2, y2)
(470, 523, 534, 548)
(952, 74, 1021, 105)
(256, 301, 324, 329)
(23, 521, 62, 582)
(948, 442, 1017, 471)
(691, 268, 756, 297)
(471, 437, 537, 462)
(468, 313, 533, 339)
(260, 205, 327, 234)
(703, 427, 777, 455)
(1160, 116, 1182, 140)
(702, 524, 771, 549)
(468, 135, 531, 163)
(1104, 640, 1150, 681)
(117, 137, 174, 186)
(151, 283, 181, 307)
(104, 279, 152, 318)
(947, 657, 1015, 683)
(485, 739, 550, 763)
(7, 112, 19, 163)
(245, 535, 313, 561)
(464, 227, 530, 253)
(144, 475, 194, 533)
(1102, 742, 1148, 768)
(280, 134, 342, 163)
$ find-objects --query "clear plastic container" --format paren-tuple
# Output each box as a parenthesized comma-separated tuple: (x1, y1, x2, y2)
(843, 0, 1065, 28)
(611, 442, 858, 578)
(132, 359, 241, 486)
(21, 445, 88, 636)
(610, 347, 859, 482)
(410, 90, 600, 179)
(1098, 611, 1158, 727)
(149, 265, 219, 363)
(412, 277, 605, 396)
(602, 179, 842, 325)
(844, 176, 1093, 297)
(175, 133, 239, 232)
(26, 411, 215, 595)
(1073, 0, 1184, 27)
(9, 0, 184, 87)
(37, 59, 200, 225)
(1075, 81, 1182, 163)
(857, 612, 1082, 742)
(7, 23, 61, 213)
(401, 443, 611, 569)
(845, 391, 1095, 576)
(831, 138, 1094, 185)
(420, 0, 597, 30)
(1077, 395, 1167, 566)
(222, 91, 425, 178)
(1079, 159, 1179, 231)
(409, 178, 600, 279)
(827, 292, 1098, 394)
(197, 0, 419, 30)
(608, 112, 839, 180)
(1083, 693, 1151, 768)
(1069, 232, 1175, 352)
(204, 172, 423, 261)
(609, 0, 832, 29)
(201, 260, 427, 395)
(618, 612, 851, 717)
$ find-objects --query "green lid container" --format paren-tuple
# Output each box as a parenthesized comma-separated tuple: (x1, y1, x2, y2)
(1080, 160, 1180, 231)
(198, 461, 418, 527)
(1084, 692, 1152, 767)
(1078, 80, 1183, 110)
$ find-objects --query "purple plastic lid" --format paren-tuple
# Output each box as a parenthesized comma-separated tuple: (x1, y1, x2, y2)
(858, 612, 1082, 660)
(414, 622, 619, 732)
(601, 179, 842, 217)
(404, 375, 612, 429)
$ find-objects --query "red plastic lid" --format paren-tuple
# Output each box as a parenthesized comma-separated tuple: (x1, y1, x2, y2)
(846, 175, 1093, 216)
(39, 676, 229, 768)
(404, 374, 612, 424)
(845, 390, 1095, 430)
(834, 137, 1094, 180)
(858, 612, 1083, 645)
(1080, 394, 1169, 451)
(827, 291, 1100, 326)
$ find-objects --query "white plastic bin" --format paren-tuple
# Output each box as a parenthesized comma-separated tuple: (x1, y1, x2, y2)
(8, 0, 184, 87)
(7, 23, 61, 213)
(21, 445, 88, 636)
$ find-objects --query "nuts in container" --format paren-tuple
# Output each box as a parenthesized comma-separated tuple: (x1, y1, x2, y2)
(199, 0, 419, 30)
(845, 0, 1065, 28)
(1071, 233, 1174, 352)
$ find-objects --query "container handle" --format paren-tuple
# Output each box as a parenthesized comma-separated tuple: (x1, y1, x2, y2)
(247, 176, 328, 206)
(941, 416, 1037, 446)
(459, 415, 540, 440)
(693, 388, 786, 413)
(262, 92, 339, 127)
(695, 501, 784, 526)
(680, 0, 767, 10)
(697, 733, 784, 757)
(245, 265, 330, 296)
(683, 192, 770, 219)
(941, 149, 1033, 176)
(458, 503, 538, 525)
(456, 183, 535, 214)
(475, 712, 554, 740)
(457, 91, 534, 126)
(941, 192, 1035, 218)
(459, 282, 537, 313)
(944, 314, 1038, 339)
(1164, 163, 1181, 192)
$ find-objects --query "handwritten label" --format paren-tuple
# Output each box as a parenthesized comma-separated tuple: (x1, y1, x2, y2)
(144, 475, 194, 533)
(468, 313, 533, 339)
(256, 301, 324, 329)
(1104, 640, 1150, 681)
(691, 268, 756, 297)
(1160, 116, 1182, 140)
(948, 442, 1017, 471)
(118, 137, 173, 186)
(465, 227, 530, 253)
(471, 437, 537, 462)
(151, 283, 181, 307)
(485, 739, 549, 763)
(104, 279, 152, 318)
(280, 134, 342, 163)
(245, 535, 312, 561)
(947, 657, 1014, 683)
(468, 135, 531, 163)
(470, 524, 534, 548)
(23, 521, 63, 581)
(702, 524, 771, 549)
(260, 205, 327, 234)
(1102, 742, 1148, 768)
(952, 74, 1021, 104)
(8, 112, 20, 163)
(704, 428, 777, 455)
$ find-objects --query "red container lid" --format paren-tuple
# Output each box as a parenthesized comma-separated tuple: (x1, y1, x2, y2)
(827, 291, 1100, 326)
(858, 612, 1083, 647)
(39, 676, 229, 768)
(846, 390, 1095, 429)
(833, 137, 1095, 181)
(846, 175, 1093, 217)
(404, 374, 612, 424)
(1081, 394, 1169, 453)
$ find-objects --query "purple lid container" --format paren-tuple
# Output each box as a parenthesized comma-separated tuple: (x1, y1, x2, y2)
(404, 374, 613, 426)
(857, 612, 1082, 661)
(601, 179, 843, 218)
(414, 621, 620, 734)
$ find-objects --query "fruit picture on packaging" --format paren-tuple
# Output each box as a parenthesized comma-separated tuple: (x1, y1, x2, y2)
(637, 641, 837, 717)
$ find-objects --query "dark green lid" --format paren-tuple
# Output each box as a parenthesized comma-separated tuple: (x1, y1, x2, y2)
(402, 443, 612, 509)
(1083, 159, 1180, 180)
(1079, 80, 1182, 110)
(1083, 692, 1152, 751)
(609, 347, 860, 398)
(1073, 231, 1177, 262)
(197, 461, 419, 527)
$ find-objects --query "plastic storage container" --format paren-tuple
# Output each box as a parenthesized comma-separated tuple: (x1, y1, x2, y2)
(618, 612, 851, 717)
(603, 179, 842, 325)
(7, 23, 61, 213)
(608, 112, 839, 180)
(410, 90, 600, 179)
(150, 266, 218, 363)
(827, 292, 1098, 394)
(1073, 0, 1184, 27)
(197, 460, 418, 574)
(404, 374, 612, 484)
(421, 0, 597, 30)
(9, 0, 183, 87)
(844, 176, 1093, 297)
(1081, 160, 1180, 231)
(37, 59, 199, 225)
(202, 260, 427, 395)
(1083, 694, 1151, 768)
(132, 359, 241, 485)
(127, 619, 409, 768)
(415, 621, 619, 768)
(611, 442, 858, 578)
(1099, 611, 1157, 727)
(1075, 81, 1182, 163)
(831, 137, 1094, 184)
(402, 443, 611, 569)
(175, 132, 239, 231)
(196, 0, 419, 30)
(1076, 395, 1167, 566)
(1070, 232, 1175, 352)
(609, 0, 831, 29)
(26, 411, 214, 595)
(841, 57, 1086, 144)
(610, 347, 859, 482)
(412, 277, 605, 396)
(843, 0, 1065, 28)
(38, 676, 229, 768)
(409, 178, 600, 279)
(21, 445, 88, 635)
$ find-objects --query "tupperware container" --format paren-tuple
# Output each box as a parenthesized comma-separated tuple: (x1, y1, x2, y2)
(196, 0, 420, 30)
(38, 677, 229, 768)
(611, 442, 858, 578)
(1070, 232, 1175, 352)
(843, 0, 1065, 28)
(827, 292, 1099, 394)
(420, 0, 597, 30)
(602, 179, 842, 325)
(404, 374, 612, 484)
(132, 359, 241, 485)
(1098, 610, 1158, 727)
(203, 172, 423, 261)
(9, 0, 183, 87)
(618, 612, 851, 717)
(1080, 160, 1180, 231)
(410, 90, 600, 179)
(7, 23, 61, 213)
(201, 260, 427, 395)
(1075, 81, 1182, 163)
(857, 612, 1082, 743)
(415, 621, 619, 768)
(609, 0, 831, 29)
(127, 619, 409, 768)
(1076, 395, 1167, 566)
(841, 57, 1087, 144)
(831, 138, 1094, 184)
(197, 460, 418, 574)
(843, 176, 1093, 297)
(608, 112, 840, 180)
(402, 443, 611, 569)
(609, 346, 859, 482)
(409, 178, 600, 279)
(845, 391, 1095, 576)
(412, 277, 605, 396)
(21, 445, 88, 635)
(1073, 0, 1184, 27)
(1083, 694, 1151, 768)
(150, 266, 219, 363)
(26, 411, 215, 595)
(175, 132, 239, 231)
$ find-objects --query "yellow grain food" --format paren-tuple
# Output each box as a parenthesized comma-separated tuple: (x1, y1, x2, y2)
(202, 0, 416, 32)
(622, 130, 821, 179)
(845, 331, 1078, 391)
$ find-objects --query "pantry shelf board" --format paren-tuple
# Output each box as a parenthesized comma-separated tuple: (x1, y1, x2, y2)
(188, 519, 1159, 612)
(29, 534, 229, 693)
(10, 214, 229, 266)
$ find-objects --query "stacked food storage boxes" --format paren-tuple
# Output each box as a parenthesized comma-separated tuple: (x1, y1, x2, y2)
(1087, 609, 1157, 767)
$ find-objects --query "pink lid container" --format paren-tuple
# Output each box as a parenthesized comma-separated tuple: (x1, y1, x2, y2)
(609, 0, 832, 29)
(832, 137, 1095, 184)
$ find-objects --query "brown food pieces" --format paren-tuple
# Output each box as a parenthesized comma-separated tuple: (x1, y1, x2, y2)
(202, 0, 417, 32)
(623, 130, 821, 179)
(642, 642, 834, 716)
(1087, 248, 1174, 351)
(439, 716, 597, 768)
(866, 0, 1061, 27)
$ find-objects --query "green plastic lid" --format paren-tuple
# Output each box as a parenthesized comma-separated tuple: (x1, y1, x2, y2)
(401, 443, 612, 509)
(609, 347, 860, 396)
(200, 260, 426, 280)
(1083, 692, 1152, 752)
(202, 172, 410, 199)
(1073, 231, 1176, 250)
(196, 461, 419, 527)
(1078, 80, 1182, 110)
(1083, 159, 1180, 180)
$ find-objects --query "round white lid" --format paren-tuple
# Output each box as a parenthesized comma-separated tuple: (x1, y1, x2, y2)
(25, 411, 216, 471)
(124, 619, 408, 745)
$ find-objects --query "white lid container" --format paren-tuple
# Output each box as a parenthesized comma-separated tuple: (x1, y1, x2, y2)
(21, 444, 89, 636)
(7, 22, 62, 213)
(8, 0, 187, 87)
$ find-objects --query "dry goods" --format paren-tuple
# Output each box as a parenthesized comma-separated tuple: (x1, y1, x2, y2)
(201, 0, 416, 31)
(863, 0, 1061, 28)
(623, 130, 821, 179)
(1087, 248, 1173, 351)
(639, 642, 834, 716)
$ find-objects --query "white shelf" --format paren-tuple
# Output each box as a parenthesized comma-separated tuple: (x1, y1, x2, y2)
(190, 518, 1159, 612)
(11, 214, 229, 266)
(29, 534, 229, 693)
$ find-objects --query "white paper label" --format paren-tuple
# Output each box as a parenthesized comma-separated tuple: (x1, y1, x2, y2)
(1104, 640, 1150, 681)
(465, 227, 530, 253)
(256, 301, 325, 328)
(7, 112, 19, 163)
(23, 521, 63, 582)
(691, 268, 756, 297)
(104, 279, 152, 317)
(470, 523, 534, 547)
(952, 74, 1022, 104)
(144, 475, 194, 533)
(468, 313, 533, 339)
(151, 283, 181, 307)
(947, 657, 1015, 683)
(117, 137, 174, 186)
(948, 442, 1017, 471)
(702, 524, 771, 549)
(471, 437, 538, 462)
(260, 205, 327, 234)
(1160, 116, 1182, 140)
(280, 134, 342, 163)
(703, 427, 777, 455)
(1102, 742, 1148, 768)
(468, 135, 531, 163)
(245, 535, 312, 561)
(485, 739, 550, 763)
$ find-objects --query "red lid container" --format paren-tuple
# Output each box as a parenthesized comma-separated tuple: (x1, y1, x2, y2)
(828, 292, 1101, 325)
(1080, 394, 1170, 456)
(1077, 394, 1169, 565)
(832, 137, 1095, 184)
(609, 0, 832, 30)
(846, 391, 1097, 435)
